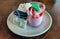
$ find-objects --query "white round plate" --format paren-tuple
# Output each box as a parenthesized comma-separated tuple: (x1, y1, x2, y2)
(7, 11, 52, 37)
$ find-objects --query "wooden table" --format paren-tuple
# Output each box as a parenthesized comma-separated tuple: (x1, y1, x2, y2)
(0, 0, 60, 39)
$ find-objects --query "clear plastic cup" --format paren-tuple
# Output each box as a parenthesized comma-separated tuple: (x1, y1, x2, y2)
(27, 2, 46, 26)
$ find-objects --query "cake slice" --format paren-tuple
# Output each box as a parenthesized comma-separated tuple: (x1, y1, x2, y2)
(13, 10, 27, 29)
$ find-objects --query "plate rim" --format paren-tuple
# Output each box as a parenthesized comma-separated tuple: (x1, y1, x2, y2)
(7, 11, 52, 37)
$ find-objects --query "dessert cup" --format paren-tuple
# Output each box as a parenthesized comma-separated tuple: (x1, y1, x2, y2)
(27, 2, 46, 26)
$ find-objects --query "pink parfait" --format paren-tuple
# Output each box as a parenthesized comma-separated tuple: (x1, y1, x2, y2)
(27, 2, 46, 26)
